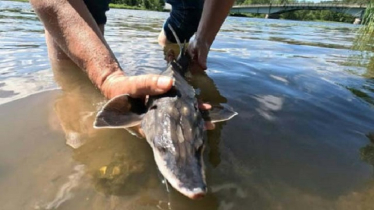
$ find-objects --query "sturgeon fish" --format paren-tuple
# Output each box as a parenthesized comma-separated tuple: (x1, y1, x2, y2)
(93, 25, 237, 199)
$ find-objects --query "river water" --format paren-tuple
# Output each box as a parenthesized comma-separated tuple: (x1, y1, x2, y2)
(1, 1, 374, 210)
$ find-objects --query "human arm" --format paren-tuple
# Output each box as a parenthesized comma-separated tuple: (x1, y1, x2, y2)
(188, 0, 236, 70)
(29, 0, 174, 99)
(30, 0, 214, 131)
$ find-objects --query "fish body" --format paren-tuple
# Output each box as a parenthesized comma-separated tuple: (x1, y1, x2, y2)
(94, 25, 237, 199)
(140, 43, 207, 199)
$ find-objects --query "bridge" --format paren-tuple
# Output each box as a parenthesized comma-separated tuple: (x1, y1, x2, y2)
(230, 3, 367, 24)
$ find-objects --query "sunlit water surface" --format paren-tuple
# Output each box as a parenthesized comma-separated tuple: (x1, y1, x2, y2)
(1, 1, 374, 210)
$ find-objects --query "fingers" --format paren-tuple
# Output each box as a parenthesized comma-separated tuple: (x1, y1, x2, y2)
(198, 101, 214, 130)
(198, 103, 211, 110)
(167, 49, 175, 62)
(126, 125, 146, 139)
(103, 74, 174, 99)
(204, 121, 215, 130)
(164, 49, 176, 63)
(197, 97, 211, 110)
(188, 39, 209, 71)
(196, 47, 208, 70)
(102, 73, 173, 99)
(198, 56, 207, 70)
(125, 75, 174, 98)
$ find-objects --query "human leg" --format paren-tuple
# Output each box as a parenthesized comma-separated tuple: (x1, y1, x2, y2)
(158, 0, 204, 61)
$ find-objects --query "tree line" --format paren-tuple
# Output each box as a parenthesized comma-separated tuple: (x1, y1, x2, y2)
(110, 0, 370, 23)
(233, 0, 371, 23)
(235, 0, 370, 5)
(110, 0, 165, 11)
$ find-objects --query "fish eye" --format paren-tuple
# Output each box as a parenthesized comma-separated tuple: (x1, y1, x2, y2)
(157, 145, 167, 154)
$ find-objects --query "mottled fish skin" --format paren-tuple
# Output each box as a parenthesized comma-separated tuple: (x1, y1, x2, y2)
(141, 46, 207, 199)
(93, 24, 238, 199)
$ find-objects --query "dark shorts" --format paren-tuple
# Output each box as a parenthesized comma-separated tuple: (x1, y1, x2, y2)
(163, 0, 204, 43)
(84, 0, 111, 25)
(84, 0, 203, 43)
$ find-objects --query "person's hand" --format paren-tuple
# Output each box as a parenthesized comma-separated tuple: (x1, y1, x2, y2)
(101, 71, 215, 133)
(101, 71, 174, 99)
(188, 37, 211, 71)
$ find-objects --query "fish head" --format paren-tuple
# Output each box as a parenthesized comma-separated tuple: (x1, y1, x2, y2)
(93, 93, 238, 200)
(141, 98, 207, 199)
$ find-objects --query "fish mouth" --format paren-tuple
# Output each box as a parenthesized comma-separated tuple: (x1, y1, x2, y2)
(165, 173, 207, 200)
(153, 147, 207, 199)
(178, 185, 207, 200)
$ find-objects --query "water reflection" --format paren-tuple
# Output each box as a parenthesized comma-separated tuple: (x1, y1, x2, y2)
(188, 71, 229, 168)
(340, 53, 374, 107)
(365, 57, 374, 78)
(51, 60, 156, 187)
(360, 133, 374, 170)
(346, 86, 374, 106)
(49, 60, 155, 207)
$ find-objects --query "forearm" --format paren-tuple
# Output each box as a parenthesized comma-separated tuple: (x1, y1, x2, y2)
(30, 0, 123, 93)
(195, 0, 235, 46)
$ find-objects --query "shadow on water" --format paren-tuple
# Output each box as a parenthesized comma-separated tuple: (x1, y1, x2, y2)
(360, 133, 374, 171)
(345, 86, 374, 106)
(47, 59, 235, 209)
(188, 71, 229, 168)
(51, 62, 153, 196)
(340, 38, 374, 107)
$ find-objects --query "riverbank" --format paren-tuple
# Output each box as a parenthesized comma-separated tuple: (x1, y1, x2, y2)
(109, 3, 144, 11)
(233, 10, 355, 23)
(0, 0, 260, 17)
(230, 13, 263, 18)
(109, 3, 170, 12)
(1, 0, 359, 24)
(2, 0, 164, 11)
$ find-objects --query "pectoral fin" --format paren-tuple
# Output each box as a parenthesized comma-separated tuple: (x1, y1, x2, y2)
(94, 94, 147, 129)
(201, 104, 238, 123)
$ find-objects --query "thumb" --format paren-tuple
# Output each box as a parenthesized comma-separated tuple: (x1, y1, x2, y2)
(126, 74, 174, 97)
(103, 74, 174, 99)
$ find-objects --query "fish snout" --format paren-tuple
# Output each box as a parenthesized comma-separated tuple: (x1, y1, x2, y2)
(181, 185, 207, 200)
